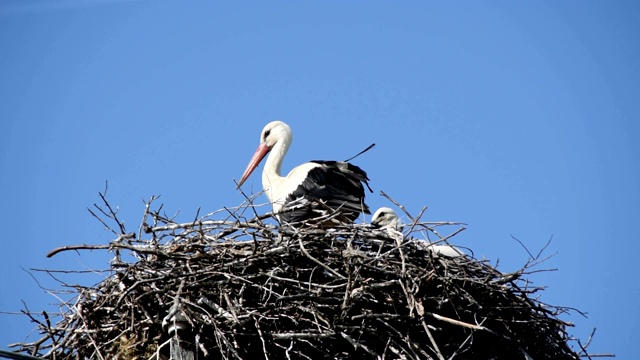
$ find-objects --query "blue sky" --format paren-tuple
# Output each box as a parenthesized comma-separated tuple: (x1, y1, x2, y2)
(1, 1, 638, 358)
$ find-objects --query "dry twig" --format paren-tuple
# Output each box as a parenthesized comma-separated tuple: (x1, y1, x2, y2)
(6, 196, 604, 360)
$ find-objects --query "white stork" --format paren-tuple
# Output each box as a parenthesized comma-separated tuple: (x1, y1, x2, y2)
(371, 207, 401, 230)
(371, 207, 465, 257)
(237, 120, 372, 224)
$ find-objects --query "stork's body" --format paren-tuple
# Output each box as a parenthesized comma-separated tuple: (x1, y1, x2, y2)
(238, 121, 371, 224)
(371, 207, 465, 257)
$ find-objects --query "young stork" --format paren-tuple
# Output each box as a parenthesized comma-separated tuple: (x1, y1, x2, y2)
(371, 207, 465, 257)
(237, 120, 372, 224)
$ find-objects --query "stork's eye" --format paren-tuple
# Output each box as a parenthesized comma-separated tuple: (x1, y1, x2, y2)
(263, 130, 271, 140)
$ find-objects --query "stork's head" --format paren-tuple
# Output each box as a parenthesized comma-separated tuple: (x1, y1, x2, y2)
(237, 120, 293, 188)
(259, 121, 292, 149)
(371, 207, 400, 230)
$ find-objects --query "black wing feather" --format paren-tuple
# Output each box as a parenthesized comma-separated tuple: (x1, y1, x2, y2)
(279, 161, 371, 223)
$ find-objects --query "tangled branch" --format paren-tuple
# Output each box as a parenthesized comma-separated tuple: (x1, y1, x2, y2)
(7, 193, 608, 359)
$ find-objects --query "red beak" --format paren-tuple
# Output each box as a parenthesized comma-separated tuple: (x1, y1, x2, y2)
(237, 143, 270, 189)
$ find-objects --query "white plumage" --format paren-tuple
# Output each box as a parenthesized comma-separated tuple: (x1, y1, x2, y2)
(238, 121, 371, 223)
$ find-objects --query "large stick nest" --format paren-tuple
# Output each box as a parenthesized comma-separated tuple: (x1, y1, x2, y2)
(10, 192, 595, 359)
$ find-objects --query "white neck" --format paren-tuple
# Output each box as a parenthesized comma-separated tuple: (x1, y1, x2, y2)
(262, 132, 291, 203)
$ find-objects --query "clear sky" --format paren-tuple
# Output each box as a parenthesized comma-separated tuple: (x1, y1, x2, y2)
(1, 1, 638, 358)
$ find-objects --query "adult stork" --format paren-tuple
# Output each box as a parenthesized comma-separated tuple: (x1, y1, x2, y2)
(237, 120, 372, 224)
(371, 207, 465, 257)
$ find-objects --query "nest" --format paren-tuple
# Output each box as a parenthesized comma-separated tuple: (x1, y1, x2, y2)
(10, 192, 597, 360)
